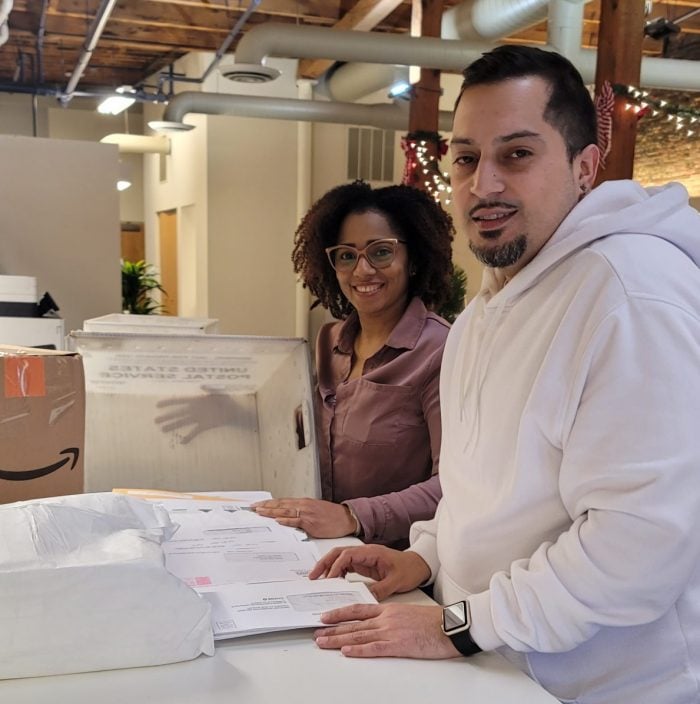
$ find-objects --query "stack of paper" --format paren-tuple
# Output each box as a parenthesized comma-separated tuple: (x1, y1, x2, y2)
(199, 577, 376, 639)
(115, 489, 377, 639)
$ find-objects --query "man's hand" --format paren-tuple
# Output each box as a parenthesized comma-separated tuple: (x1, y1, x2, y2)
(252, 498, 356, 538)
(314, 603, 461, 659)
(309, 545, 430, 601)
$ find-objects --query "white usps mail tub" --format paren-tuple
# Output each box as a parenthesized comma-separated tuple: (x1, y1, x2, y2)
(68, 331, 320, 499)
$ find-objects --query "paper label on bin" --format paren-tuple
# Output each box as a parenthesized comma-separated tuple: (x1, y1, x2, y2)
(78, 349, 289, 395)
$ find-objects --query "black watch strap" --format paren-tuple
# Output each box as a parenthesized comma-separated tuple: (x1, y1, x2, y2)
(447, 627, 482, 657)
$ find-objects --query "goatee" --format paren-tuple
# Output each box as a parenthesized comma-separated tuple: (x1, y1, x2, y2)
(469, 234, 527, 268)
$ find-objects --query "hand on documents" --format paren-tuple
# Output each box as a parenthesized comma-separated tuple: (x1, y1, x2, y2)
(161, 500, 320, 587)
(252, 497, 357, 538)
(200, 577, 377, 639)
(119, 490, 381, 642)
(315, 603, 459, 660)
(309, 544, 431, 601)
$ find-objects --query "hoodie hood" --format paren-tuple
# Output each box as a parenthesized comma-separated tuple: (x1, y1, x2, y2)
(458, 180, 700, 446)
(480, 180, 700, 304)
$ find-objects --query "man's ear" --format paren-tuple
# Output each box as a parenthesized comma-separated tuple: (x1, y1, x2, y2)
(576, 143, 600, 192)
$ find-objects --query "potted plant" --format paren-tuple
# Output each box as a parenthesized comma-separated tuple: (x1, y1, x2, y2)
(121, 259, 167, 314)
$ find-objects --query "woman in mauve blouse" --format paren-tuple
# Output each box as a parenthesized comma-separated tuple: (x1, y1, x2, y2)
(254, 181, 454, 548)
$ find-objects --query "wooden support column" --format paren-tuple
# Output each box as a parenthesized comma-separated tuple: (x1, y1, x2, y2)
(406, 0, 443, 192)
(594, 0, 646, 184)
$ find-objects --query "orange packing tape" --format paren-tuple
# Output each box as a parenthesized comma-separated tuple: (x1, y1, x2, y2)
(4, 357, 46, 398)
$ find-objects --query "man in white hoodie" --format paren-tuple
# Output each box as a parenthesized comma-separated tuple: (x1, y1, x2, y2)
(310, 45, 700, 703)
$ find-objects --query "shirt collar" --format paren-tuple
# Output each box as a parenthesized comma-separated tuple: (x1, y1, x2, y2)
(334, 297, 428, 355)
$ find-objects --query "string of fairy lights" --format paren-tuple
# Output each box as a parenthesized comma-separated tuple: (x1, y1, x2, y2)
(405, 87, 697, 201)
(411, 139, 453, 205)
(614, 83, 700, 138)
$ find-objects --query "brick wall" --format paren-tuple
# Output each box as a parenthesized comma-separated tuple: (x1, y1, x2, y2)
(634, 91, 700, 196)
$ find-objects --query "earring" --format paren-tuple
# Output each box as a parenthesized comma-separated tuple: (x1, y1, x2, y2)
(409, 265, 417, 277)
(580, 184, 589, 195)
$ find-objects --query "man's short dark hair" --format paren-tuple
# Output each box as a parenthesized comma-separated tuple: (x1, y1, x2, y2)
(456, 45, 597, 161)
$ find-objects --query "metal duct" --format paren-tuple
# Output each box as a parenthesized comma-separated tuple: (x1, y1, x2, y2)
(549, 0, 700, 91)
(441, 0, 549, 41)
(320, 63, 408, 103)
(228, 24, 495, 79)
(0, 0, 13, 48)
(231, 5, 700, 99)
(154, 91, 454, 132)
(326, 0, 552, 102)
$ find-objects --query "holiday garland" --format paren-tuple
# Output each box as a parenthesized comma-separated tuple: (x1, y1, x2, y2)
(613, 83, 699, 137)
(400, 130, 452, 204)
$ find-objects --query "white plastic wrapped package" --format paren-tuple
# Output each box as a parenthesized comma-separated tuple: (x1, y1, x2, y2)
(0, 493, 214, 679)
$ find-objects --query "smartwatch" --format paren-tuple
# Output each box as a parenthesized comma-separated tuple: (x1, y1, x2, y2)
(442, 600, 482, 657)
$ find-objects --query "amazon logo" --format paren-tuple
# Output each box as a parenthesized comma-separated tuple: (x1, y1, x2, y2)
(0, 448, 80, 482)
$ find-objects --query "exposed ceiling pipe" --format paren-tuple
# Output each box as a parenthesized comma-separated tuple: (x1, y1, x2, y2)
(36, 0, 48, 83)
(0, 0, 13, 48)
(229, 12, 700, 97)
(548, 0, 700, 91)
(319, 63, 409, 102)
(325, 0, 554, 102)
(155, 0, 263, 97)
(200, 0, 261, 83)
(150, 91, 454, 132)
(225, 24, 497, 82)
(61, 0, 118, 105)
(440, 0, 549, 40)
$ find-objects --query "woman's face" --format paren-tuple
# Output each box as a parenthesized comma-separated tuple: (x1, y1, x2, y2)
(333, 210, 410, 324)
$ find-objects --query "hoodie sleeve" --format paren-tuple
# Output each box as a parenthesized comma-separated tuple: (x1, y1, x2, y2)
(471, 295, 700, 653)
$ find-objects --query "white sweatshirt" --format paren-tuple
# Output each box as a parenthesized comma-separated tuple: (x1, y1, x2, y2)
(410, 181, 700, 703)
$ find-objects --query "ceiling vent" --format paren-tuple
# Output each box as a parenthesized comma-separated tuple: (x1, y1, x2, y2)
(219, 62, 280, 83)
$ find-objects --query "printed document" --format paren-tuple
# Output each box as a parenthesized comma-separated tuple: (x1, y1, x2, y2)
(115, 489, 376, 638)
(198, 577, 377, 639)
(162, 508, 319, 586)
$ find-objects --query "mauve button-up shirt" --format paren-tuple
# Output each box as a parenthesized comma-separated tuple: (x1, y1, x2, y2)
(315, 297, 449, 548)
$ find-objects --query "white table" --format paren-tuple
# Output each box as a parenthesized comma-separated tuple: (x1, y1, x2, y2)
(0, 539, 558, 704)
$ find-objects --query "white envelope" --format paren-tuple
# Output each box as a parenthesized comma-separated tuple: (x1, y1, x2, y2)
(0, 492, 214, 680)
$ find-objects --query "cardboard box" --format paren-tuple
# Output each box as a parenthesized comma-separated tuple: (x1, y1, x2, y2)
(68, 332, 319, 498)
(0, 345, 85, 503)
(83, 314, 218, 335)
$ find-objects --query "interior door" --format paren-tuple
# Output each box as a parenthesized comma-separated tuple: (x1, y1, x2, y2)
(158, 209, 178, 316)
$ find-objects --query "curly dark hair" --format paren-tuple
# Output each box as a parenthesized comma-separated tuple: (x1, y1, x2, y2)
(292, 181, 455, 320)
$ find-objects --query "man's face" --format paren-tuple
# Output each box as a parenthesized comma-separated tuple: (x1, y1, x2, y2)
(450, 76, 596, 277)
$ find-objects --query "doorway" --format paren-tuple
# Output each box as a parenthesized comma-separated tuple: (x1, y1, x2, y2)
(120, 222, 145, 263)
(159, 209, 178, 316)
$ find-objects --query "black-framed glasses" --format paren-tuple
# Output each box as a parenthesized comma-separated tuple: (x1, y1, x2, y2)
(325, 238, 406, 272)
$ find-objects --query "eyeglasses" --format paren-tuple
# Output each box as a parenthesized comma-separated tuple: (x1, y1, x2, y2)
(325, 238, 406, 272)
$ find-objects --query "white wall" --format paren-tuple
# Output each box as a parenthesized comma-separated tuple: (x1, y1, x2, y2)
(48, 106, 145, 223)
(0, 135, 121, 333)
(206, 58, 300, 336)
(143, 52, 211, 318)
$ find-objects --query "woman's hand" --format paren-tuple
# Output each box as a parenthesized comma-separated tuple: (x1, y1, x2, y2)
(252, 498, 357, 538)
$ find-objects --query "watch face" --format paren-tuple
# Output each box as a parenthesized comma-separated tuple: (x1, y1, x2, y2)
(443, 601, 468, 634)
